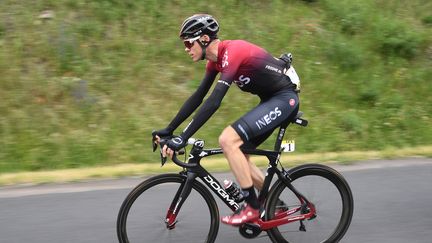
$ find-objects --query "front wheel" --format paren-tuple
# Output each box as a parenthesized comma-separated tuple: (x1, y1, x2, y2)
(265, 164, 354, 243)
(117, 173, 220, 243)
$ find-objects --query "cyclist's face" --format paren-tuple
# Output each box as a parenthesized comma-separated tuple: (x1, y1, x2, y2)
(184, 37, 202, 62)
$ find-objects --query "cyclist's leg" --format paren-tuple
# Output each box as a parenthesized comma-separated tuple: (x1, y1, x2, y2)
(219, 127, 269, 191)
(243, 130, 278, 191)
(219, 127, 261, 225)
(217, 131, 264, 193)
(220, 90, 299, 225)
(222, 89, 299, 190)
(246, 154, 264, 190)
(219, 126, 253, 189)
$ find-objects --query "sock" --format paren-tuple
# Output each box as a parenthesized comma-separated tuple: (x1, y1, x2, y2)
(242, 186, 260, 210)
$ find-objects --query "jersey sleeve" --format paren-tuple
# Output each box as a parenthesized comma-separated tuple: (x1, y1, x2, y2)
(166, 68, 218, 131)
(179, 79, 231, 140)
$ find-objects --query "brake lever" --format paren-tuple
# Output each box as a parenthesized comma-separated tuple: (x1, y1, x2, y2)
(151, 131, 158, 152)
(152, 134, 186, 166)
(160, 147, 167, 166)
(158, 139, 168, 166)
(152, 132, 167, 166)
(152, 138, 157, 152)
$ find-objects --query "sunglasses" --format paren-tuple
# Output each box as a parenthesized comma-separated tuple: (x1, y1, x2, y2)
(183, 36, 200, 49)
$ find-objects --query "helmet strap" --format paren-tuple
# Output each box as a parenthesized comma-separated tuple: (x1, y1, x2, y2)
(200, 46, 207, 60)
(197, 38, 213, 60)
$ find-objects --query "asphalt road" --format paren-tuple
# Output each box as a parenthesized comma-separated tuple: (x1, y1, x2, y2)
(1, 158, 432, 243)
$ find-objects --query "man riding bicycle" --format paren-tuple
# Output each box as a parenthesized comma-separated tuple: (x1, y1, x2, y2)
(153, 14, 300, 226)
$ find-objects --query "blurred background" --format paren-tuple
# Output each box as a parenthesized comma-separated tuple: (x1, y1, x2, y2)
(0, 0, 431, 174)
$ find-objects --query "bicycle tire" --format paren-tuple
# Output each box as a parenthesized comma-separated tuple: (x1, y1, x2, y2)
(265, 164, 354, 243)
(117, 173, 220, 243)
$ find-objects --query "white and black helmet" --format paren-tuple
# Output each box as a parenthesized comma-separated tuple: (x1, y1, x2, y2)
(179, 14, 219, 40)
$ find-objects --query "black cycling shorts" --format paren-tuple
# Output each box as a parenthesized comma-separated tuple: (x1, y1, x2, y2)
(232, 89, 299, 149)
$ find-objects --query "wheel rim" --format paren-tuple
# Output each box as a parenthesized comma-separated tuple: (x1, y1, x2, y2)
(117, 176, 219, 243)
(266, 169, 352, 243)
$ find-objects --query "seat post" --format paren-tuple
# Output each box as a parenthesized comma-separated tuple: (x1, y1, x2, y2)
(274, 109, 301, 151)
(274, 120, 290, 151)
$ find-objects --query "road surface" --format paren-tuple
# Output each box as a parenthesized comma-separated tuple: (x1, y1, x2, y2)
(1, 158, 431, 243)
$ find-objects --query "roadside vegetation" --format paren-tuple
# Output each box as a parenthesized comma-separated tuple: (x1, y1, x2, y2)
(0, 0, 431, 173)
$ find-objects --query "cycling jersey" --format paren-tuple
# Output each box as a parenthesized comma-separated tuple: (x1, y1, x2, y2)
(167, 40, 299, 144)
(207, 40, 296, 98)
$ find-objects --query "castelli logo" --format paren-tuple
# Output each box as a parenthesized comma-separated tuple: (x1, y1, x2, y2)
(289, 99, 296, 107)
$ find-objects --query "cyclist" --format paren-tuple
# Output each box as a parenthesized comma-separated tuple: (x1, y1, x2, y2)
(153, 14, 300, 226)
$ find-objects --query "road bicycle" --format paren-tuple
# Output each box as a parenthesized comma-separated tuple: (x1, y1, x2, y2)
(117, 112, 354, 243)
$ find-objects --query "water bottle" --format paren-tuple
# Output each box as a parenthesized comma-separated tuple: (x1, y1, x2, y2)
(223, 179, 244, 203)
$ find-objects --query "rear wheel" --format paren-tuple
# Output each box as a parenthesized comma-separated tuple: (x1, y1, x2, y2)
(265, 164, 353, 243)
(117, 173, 219, 243)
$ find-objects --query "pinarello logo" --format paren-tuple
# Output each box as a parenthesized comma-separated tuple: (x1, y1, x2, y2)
(289, 99, 296, 107)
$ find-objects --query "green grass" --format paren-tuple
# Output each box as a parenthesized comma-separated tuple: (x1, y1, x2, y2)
(0, 0, 431, 173)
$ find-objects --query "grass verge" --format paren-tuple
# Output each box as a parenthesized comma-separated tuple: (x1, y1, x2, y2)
(1, 145, 431, 186)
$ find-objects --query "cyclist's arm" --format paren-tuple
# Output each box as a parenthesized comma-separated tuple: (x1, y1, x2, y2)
(179, 79, 231, 139)
(179, 50, 243, 139)
(166, 70, 218, 132)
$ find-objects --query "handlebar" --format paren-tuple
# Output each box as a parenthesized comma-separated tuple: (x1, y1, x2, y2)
(171, 151, 196, 169)
(152, 135, 201, 169)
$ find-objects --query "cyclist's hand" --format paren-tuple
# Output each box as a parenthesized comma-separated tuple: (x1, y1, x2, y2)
(152, 127, 173, 141)
(166, 136, 187, 151)
(152, 128, 173, 153)
(161, 144, 172, 159)
(163, 135, 186, 158)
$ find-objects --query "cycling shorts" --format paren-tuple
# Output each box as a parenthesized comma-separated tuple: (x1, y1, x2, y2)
(232, 89, 299, 149)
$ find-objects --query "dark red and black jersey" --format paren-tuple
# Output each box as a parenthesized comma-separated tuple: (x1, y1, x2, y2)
(206, 40, 293, 97)
(167, 40, 296, 140)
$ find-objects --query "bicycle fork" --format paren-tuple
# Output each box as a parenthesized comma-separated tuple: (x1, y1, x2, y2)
(165, 172, 196, 229)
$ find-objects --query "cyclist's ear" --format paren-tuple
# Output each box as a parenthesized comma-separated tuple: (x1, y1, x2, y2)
(200, 34, 211, 43)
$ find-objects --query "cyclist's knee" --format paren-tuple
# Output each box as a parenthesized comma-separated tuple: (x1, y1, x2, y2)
(219, 126, 242, 151)
(218, 128, 232, 149)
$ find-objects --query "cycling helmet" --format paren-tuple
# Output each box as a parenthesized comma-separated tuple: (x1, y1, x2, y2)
(179, 14, 219, 40)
